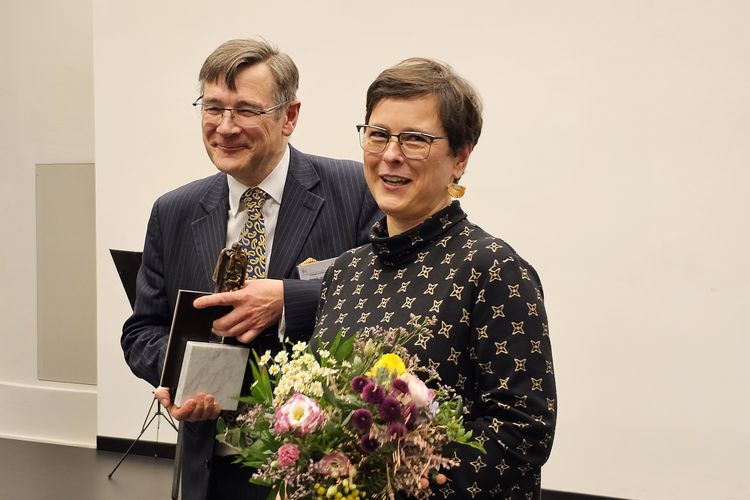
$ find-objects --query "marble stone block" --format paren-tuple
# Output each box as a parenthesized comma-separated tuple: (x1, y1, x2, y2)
(174, 341, 249, 411)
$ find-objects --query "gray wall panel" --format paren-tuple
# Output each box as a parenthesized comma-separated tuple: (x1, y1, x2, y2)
(36, 163, 96, 385)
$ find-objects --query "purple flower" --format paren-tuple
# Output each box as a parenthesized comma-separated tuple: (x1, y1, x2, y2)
(351, 375, 370, 393)
(386, 422, 407, 440)
(378, 397, 402, 423)
(351, 408, 373, 433)
(359, 434, 380, 453)
(402, 402, 420, 430)
(391, 377, 409, 394)
(361, 382, 385, 405)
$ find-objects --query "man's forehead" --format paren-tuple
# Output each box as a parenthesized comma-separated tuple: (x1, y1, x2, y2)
(201, 65, 275, 103)
(202, 63, 272, 89)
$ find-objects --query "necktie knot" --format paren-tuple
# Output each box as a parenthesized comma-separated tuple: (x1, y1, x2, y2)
(241, 187, 268, 211)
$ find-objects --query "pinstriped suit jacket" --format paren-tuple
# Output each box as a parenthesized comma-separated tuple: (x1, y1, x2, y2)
(121, 145, 380, 499)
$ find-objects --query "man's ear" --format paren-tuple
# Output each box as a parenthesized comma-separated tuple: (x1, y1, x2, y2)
(282, 100, 301, 136)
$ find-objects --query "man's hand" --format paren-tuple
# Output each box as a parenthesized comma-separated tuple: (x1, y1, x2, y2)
(193, 279, 284, 344)
(153, 387, 221, 422)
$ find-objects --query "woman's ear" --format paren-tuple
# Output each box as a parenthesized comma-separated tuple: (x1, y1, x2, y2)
(452, 144, 473, 181)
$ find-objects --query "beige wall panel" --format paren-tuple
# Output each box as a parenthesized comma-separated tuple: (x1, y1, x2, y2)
(36, 163, 96, 385)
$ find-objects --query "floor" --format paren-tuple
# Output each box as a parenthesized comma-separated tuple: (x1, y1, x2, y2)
(0, 438, 176, 500)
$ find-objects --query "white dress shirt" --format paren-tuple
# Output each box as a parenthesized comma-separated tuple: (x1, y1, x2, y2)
(224, 145, 290, 339)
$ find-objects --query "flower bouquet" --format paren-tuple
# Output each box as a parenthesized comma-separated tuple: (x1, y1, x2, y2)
(217, 315, 484, 499)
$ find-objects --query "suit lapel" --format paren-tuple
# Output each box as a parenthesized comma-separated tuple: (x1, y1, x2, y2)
(269, 147, 324, 279)
(192, 173, 229, 289)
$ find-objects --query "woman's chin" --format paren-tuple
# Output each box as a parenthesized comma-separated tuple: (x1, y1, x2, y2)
(374, 195, 407, 218)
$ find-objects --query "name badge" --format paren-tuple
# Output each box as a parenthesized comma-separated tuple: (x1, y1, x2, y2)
(297, 257, 337, 280)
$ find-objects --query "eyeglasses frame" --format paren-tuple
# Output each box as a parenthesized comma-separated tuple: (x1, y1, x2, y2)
(356, 124, 447, 160)
(192, 96, 289, 126)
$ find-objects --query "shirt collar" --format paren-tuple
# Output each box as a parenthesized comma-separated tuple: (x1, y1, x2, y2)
(369, 201, 467, 267)
(227, 145, 290, 214)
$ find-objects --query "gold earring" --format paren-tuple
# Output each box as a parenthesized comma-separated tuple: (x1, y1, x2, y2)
(447, 180, 465, 199)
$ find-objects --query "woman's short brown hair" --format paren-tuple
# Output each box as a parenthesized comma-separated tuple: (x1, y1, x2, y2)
(199, 39, 298, 110)
(365, 58, 483, 155)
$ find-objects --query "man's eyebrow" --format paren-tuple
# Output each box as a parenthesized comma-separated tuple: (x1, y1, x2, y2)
(234, 99, 266, 109)
(201, 97, 265, 109)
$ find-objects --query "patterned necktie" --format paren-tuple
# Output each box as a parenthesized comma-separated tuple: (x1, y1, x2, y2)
(238, 187, 268, 279)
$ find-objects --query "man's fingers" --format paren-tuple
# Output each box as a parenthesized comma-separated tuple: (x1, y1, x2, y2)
(236, 329, 261, 344)
(154, 386, 194, 421)
(211, 307, 247, 333)
(193, 291, 233, 309)
(152, 388, 221, 423)
(215, 325, 258, 343)
(169, 400, 196, 420)
(199, 396, 220, 420)
(212, 312, 264, 338)
(182, 394, 220, 422)
(153, 387, 173, 408)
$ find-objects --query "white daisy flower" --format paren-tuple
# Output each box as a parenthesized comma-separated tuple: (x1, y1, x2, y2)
(258, 351, 272, 366)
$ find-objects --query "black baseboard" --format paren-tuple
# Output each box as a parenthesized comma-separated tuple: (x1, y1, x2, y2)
(542, 490, 627, 500)
(96, 436, 623, 500)
(97, 436, 176, 459)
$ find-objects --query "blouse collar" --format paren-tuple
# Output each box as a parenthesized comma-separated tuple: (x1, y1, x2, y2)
(369, 201, 467, 267)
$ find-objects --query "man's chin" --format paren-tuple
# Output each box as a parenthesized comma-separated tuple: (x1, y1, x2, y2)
(210, 153, 248, 172)
(215, 163, 243, 175)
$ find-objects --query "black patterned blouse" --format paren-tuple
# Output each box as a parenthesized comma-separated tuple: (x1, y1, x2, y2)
(314, 201, 556, 499)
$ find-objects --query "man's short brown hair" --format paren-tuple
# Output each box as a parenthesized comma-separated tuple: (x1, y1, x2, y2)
(199, 38, 298, 110)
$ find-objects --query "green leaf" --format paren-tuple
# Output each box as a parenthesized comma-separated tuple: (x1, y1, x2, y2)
(329, 329, 343, 357)
(248, 477, 274, 488)
(334, 334, 356, 363)
(216, 418, 227, 434)
(241, 437, 275, 466)
(321, 381, 358, 412)
(248, 355, 273, 405)
(468, 440, 487, 453)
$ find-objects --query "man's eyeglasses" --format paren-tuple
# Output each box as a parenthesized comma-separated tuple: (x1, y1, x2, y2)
(356, 124, 447, 160)
(193, 96, 288, 128)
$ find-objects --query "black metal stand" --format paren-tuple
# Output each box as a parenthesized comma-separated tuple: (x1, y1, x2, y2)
(107, 397, 179, 491)
(171, 425, 183, 499)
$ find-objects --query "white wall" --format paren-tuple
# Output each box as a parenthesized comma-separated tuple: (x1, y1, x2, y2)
(0, 0, 96, 446)
(0, 0, 739, 498)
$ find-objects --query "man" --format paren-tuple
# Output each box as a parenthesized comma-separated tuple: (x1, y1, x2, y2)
(121, 39, 380, 500)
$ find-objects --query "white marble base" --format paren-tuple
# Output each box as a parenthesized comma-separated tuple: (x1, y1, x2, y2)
(173, 341, 250, 411)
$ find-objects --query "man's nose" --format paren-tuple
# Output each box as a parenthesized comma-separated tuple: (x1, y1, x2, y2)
(216, 110, 239, 133)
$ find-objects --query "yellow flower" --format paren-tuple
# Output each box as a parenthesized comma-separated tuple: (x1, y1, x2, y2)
(368, 353, 406, 377)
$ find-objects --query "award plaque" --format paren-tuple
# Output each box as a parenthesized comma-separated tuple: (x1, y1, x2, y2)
(159, 244, 250, 405)
(212, 241, 247, 293)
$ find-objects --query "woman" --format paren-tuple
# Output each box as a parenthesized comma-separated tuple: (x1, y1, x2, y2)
(314, 58, 556, 499)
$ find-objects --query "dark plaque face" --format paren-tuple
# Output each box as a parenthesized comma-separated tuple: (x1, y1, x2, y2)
(212, 242, 248, 293)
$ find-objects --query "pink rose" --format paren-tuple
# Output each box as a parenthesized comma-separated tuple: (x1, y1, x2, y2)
(277, 443, 299, 467)
(274, 392, 325, 435)
(316, 452, 351, 477)
(400, 373, 434, 408)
